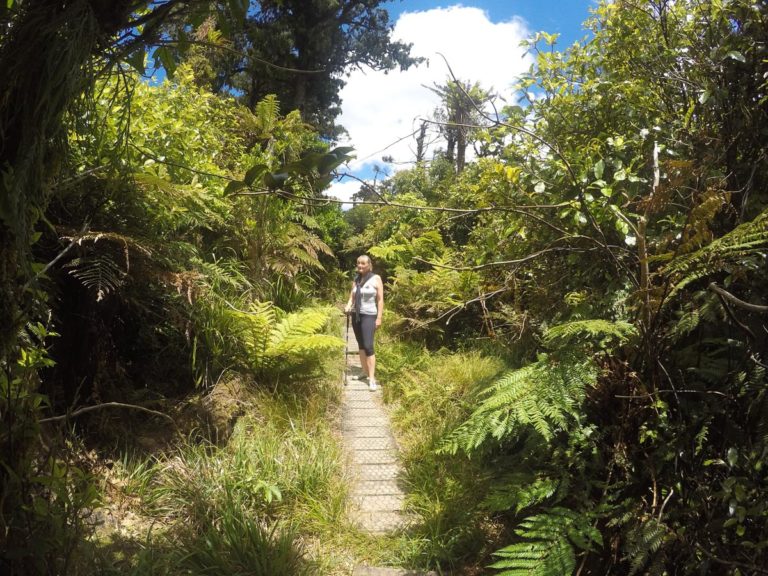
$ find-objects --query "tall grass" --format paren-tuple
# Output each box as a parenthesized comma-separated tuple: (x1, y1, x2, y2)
(85, 362, 359, 574)
(378, 338, 510, 570)
(175, 508, 312, 576)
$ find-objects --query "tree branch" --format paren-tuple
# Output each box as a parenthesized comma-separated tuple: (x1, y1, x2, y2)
(39, 402, 174, 424)
(708, 282, 768, 313)
(413, 246, 577, 271)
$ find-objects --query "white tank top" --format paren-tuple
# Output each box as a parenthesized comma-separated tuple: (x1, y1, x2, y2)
(358, 275, 378, 315)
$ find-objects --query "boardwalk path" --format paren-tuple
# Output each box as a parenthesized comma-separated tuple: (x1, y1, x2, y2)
(341, 321, 407, 534)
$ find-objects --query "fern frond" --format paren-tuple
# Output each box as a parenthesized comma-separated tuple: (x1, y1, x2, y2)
(265, 334, 343, 359)
(60, 230, 153, 257)
(233, 301, 275, 363)
(490, 507, 601, 576)
(483, 473, 560, 514)
(254, 94, 281, 135)
(65, 254, 124, 301)
(543, 319, 638, 350)
(746, 361, 768, 443)
(230, 304, 343, 376)
(195, 258, 253, 296)
(268, 306, 336, 347)
(134, 169, 229, 232)
(440, 355, 597, 454)
(666, 290, 724, 343)
(664, 206, 768, 302)
(624, 518, 668, 575)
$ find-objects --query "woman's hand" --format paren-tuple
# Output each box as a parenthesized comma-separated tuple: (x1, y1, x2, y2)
(375, 316, 382, 328)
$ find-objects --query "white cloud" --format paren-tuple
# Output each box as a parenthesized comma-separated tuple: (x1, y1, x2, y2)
(324, 178, 367, 207)
(326, 5, 534, 201)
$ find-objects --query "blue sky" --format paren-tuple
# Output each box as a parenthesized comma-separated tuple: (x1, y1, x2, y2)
(327, 0, 598, 203)
(388, 0, 595, 47)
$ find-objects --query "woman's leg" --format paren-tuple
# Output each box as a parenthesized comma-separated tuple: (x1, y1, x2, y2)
(367, 353, 376, 383)
(358, 350, 369, 377)
(359, 315, 378, 388)
(352, 318, 369, 377)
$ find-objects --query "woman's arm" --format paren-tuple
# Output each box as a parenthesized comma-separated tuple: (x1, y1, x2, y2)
(375, 275, 384, 327)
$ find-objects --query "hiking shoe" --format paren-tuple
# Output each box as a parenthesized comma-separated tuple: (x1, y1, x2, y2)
(369, 379, 377, 391)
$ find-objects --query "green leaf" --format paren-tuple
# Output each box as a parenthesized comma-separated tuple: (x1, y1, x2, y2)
(152, 46, 176, 77)
(725, 50, 746, 63)
(225, 180, 247, 195)
(613, 169, 627, 182)
(265, 172, 290, 188)
(534, 181, 546, 193)
(126, 47, 146, 75)
(244, 164, 268, 186)
(698, 90, 711, 104)
(594, 159, 605, 179)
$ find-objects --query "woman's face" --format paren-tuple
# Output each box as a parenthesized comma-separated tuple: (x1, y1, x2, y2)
(356, 257, 371, 274)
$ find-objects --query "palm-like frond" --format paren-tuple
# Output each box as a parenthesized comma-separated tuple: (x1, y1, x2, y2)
(666, 291, 723, 343)
(483, 473, 560, 514)
(64, 254, 124, 301)
(543, 319, 638, 350)
(490, 507, 601, 576)
(663, 206, 768, 302)
(624, 518, 668, 576)
(254, 94, 281, 136)
(268, 306, 336, 347)
(440, 355, 597, 454)
(229, 303, 343, 377)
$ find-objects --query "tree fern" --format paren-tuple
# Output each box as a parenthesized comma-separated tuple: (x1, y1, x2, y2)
(231, 303, 343, 378)
(489, 507, 601, 576)
(439, 354, 597, 454)
(254, 94, 281, 137)
(664, 206, 768, 302)
(483, 473, 560, 514)
(543, 319, 638, 350)
(64, 254, 124, 301)
(134, 166, 230, 233)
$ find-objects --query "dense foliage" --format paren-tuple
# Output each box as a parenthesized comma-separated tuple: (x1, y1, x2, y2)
(350, 0, 768, 573)
(196, 0, 422, 137)
(2, 0, 767, 574)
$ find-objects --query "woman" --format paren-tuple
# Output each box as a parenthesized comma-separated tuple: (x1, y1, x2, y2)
(344, 254, 384, 391)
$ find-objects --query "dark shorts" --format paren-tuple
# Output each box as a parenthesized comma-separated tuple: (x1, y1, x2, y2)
(352, 314, 377, 355)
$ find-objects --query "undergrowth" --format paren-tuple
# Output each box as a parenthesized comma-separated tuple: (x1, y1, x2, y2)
(377, 335, 511, 571)
(74, 346, 369, 575)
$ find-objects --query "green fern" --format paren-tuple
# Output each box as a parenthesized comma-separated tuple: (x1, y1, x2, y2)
(667, 291, 723, 343)
(624, 518, 668, 575)
(543, 319, 638, 350)
(440, 354, 597, 454)
(745, 362, 768, 443)
(664, 206, 768, 302)
(490, 507, 601, 576)
(483, 473, 560, 514)
(232, 303, 343, 377)
(254, 94, 281, 136)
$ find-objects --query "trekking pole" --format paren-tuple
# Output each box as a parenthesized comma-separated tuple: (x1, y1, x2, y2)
(344, 310, 350, 386)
